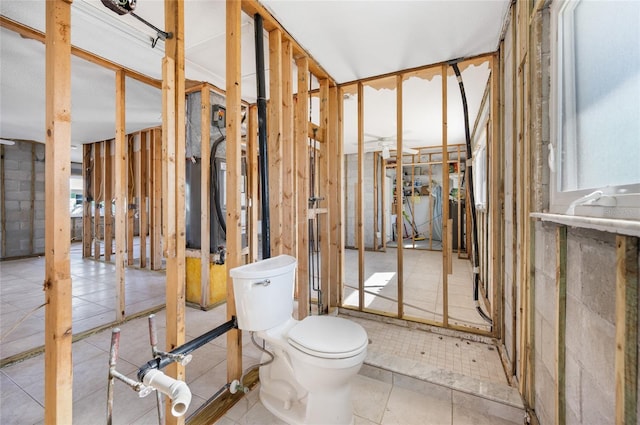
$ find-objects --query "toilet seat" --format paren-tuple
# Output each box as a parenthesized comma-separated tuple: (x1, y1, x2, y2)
(287, 316, 368, 359)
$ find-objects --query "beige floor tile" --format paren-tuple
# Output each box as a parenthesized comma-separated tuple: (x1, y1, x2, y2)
(352, 374, 392, 423)
(381, 385, 452, 425)
(235, 401, 288, 425)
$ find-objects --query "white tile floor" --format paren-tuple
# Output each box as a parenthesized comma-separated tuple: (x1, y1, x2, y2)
(1, 244, 522, 425)
(342, 248, 492, 332)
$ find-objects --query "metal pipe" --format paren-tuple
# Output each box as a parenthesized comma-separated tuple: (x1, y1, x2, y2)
(138, 317, 236, 379)
(254, 13, 271, 259)
(107, 328, 119, 425)
(148, 315, 165, 425)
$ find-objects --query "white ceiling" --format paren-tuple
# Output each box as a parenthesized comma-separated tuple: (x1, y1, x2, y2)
(0, 0, 510, 162)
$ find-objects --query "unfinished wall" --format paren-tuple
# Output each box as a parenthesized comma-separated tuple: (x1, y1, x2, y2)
(501, 2, 640, 424)
(0, 141, 45, 259)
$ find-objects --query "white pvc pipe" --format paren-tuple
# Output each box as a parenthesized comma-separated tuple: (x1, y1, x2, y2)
(142, 369, 192, 417)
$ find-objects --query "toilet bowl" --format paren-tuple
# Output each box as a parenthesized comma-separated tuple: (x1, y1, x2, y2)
(230, 255, 368, 425)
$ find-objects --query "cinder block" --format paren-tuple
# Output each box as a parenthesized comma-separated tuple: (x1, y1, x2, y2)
(578, 239, 616, 324)
(565, 353, 582, 423)
(581, 368, 614, 424)
(534, 363, 555, 425)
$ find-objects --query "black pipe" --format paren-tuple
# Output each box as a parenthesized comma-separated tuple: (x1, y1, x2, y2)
(211, 135, 227, 235)
(138, 317, 237, 380)
(450, 61, 492, 326)
(254, 13, 271, 259)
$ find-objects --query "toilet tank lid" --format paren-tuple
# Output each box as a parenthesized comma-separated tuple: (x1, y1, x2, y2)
(287, 316, 368, 358)
(229, 255, 297, 279)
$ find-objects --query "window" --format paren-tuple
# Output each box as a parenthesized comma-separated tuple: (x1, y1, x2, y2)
(551, 0, 640, 220)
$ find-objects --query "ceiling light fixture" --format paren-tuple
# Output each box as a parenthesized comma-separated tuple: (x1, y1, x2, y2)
(0, 139, 16, 146)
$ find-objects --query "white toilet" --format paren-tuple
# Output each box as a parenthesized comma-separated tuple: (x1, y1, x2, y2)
(230, 255, 368, 425)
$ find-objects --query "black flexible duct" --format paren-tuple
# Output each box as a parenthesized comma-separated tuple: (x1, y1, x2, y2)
(450, 62, 493, 326)
(210, 135, 227, 235)
(254, 13, 271, 259)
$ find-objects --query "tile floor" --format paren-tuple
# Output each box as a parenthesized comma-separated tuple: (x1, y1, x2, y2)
(0, 243, 166, 361)
(1, 243, 522, 424)
(0, 303, 524, 425)
(343, 248, 492, 332)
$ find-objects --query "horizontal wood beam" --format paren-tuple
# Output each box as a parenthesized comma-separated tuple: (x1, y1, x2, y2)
(241, 0, 336, 85)
(308, 122, 325, 143)
(0, 15, 161, 89)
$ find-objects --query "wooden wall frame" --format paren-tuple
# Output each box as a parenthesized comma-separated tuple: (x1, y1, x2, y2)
(44, 0, 73, 422)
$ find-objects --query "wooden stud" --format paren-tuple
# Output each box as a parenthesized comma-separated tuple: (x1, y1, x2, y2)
(0, 145, 5, 258)
(139, 131, 148, 268)
(296, 57, 310, 319)
(319, 78, 330, 312)
(268, 28, 284, 256)
(115, 70, 127, 323)
(281, 39, 295, 257)
(82, 144, 92, 257)
(615, 235, 638, 425)
(373, 152, 379, 250)
(44, 0, 73, 421)
(328, 86, 340, 308)
(490, 53, 503, 339)
(150, 128, 163, 270)
(134, 135, 142, 265)
(555, 226, 567, 425)
(226, 0, 243, 384)
(29, 143, 35, 253)
(396, 75, 404, 318)
(441, 64, 449, 327)
(0, 16, 161, 89)
(93, 141, 102, 260)
(127, 135, 135, 266)
(247, 105, 259, 263)
(336, 87, 345, 306)
(357, 82, 365, 311)
(104, 140, 113, 262)
(200, 86, 211, 307)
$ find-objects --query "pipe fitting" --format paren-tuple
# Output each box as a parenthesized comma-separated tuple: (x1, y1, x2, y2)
(141, 369, 192, 417)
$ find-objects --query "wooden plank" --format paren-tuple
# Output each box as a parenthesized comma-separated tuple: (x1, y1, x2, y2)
(200, 86, 211, 307)
(93, 141, 102, 260)
(44, 1, 73, 421)
(268, 28, 283, 256)
(0, 16, 162, 89)
(396, 75, 404, 318)
(555, 226, 567, 425)
(441, 64, 449, 327)
(247, 105, 259, 263)
(127, 135, 135, 266)
(115, 70, 127, 323)
(164, 0, 187, 422)
(328, 85, 340, 308)
(357, 82, 365, 311)
(226, 0, 243, 384)
(82, 144, 92, 257)
(281, 39, 295, 257)
(615, 235, 639, 425)
(150, 128, 163, 270)
(296, 57, 310, 319)
(308, 122, 325, 144)
(104, 139, 113, 262)
(319, 78, 330, 313)
(490, 53, 502, 339)
(336, 87, 345, 306)
(134, 135, 142, 266)
(373, 152, 379, 250)
(139, 131, 148, 268)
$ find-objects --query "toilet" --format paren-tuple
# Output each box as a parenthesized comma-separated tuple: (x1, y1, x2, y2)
(230, 255, 368, 425)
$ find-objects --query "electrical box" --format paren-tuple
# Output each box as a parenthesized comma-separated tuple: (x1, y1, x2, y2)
(212, 105, 226, 128)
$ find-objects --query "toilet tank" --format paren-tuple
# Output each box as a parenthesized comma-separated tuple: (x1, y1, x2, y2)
(229, 255, 297, 331)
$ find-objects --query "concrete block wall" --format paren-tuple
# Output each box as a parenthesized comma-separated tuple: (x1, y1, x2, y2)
(0, 141, 46, 258)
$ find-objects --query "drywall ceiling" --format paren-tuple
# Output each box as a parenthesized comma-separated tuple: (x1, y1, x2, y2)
(0, 0, 510, 162)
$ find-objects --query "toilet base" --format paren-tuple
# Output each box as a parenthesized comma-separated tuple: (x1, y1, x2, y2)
(260, 386, 355, 425)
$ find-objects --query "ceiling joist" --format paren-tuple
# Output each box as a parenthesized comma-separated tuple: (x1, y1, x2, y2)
(0, 15, 161, 89)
